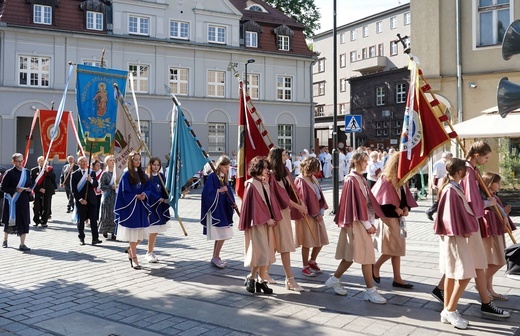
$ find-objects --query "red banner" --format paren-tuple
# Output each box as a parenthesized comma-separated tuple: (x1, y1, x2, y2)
(39, 110, 69, 161)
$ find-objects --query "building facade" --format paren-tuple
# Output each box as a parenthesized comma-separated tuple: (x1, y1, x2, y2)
(311, 4, 410, 150)
(0, 0, 314, 167)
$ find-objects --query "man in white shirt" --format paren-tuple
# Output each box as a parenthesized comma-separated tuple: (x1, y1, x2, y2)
(426, 151, 453, 220)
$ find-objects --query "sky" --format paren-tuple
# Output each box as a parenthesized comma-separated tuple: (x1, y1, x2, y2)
(314, 0, 410, 33)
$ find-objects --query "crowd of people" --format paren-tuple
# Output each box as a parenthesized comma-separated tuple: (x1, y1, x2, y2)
(0, 141, 516, 330)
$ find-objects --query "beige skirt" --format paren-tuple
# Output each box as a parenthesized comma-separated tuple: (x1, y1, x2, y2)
(244, 224, 276, 268)
(482, 236, 507, 266)
(468, 228, 488, 270)
(335, 222, 375, 265)
(439, 235, 476, 280)
(273, 207, 296, 253)
(294, 216, 329, 248)
(375, 217, 406, 256)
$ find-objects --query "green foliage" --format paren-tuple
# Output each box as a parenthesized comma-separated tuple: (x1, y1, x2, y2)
(498, 139, 520, 188)
(263, 0, 321, 38)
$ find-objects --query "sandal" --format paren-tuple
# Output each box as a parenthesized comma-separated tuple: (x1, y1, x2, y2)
(489, 292, 508, 301)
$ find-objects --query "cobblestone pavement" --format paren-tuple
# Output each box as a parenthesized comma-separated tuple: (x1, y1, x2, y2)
(0, 179, 519, 336)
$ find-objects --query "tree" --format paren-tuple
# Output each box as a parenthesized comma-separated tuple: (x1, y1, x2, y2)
(263, 0, 321, 38)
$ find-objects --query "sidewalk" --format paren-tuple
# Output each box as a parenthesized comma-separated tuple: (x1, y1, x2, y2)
(0, 179, 519, 336)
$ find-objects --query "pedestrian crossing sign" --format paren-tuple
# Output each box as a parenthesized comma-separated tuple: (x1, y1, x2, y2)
(344, 115, 362, 133)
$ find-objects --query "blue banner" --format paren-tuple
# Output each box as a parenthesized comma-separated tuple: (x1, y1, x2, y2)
(76, 64, 128, 142)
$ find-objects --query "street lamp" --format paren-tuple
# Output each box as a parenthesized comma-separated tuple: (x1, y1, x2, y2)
(244, 58, 255, 93)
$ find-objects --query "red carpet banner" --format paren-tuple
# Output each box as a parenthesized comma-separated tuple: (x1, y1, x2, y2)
(39, 110, 69, 161)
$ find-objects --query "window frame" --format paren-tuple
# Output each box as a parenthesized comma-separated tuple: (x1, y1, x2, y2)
(277, 76, 292, 101)
(376, 21, 383, 33)
(369, 46, 376, 58)
(318, 58, 325, 73)
(245, 31, 258, 47)
(390, 41, 398, 56)
(477, 0, 511, 47)
(350, 29, 356, 41)
(277, 35, 290, 51)
(208, 24, 226, 44)
(247, 73, 260, 99)
(208, 122, 226, 153)
(340, 78, 347, 92)
(404, 12, 411, 25)
(390, 16, 397, 29)
(340, 53, 346, 68)
(350, 51, 357, 63)
(128, 64, 150, 93)
(169, 67, 189, 96)
(378, 43, 384, 56)
(170, 20, 190, 40)
(362, 25, 368, 37)
(86, 11, 103, 31)
(376, 86, 386, 106)
(277, 124, 293, 153)
(340, 33, 346, 44)
(207, 70, 226, 97)
(129, 15, 150, 36)
(18, 55, 50, 87)
(33, 4, 52, 25)
(396, 83, 407, 104)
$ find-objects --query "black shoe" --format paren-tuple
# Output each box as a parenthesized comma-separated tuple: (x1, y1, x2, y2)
(19, 244, 31, 251)
(425, 211, 434, 221)
(372, 264, 381, 284)
(481, 302, 511, 318)
(2, 240, 7, 248)
(33, 223, 39, 227)
(41, 223, 48, 228)
(392, 281, 414, 289)
(256, 281, 273, 294)
(102, 233, 108, 238)
(92, 240, 102, 245)
(79, 239, 85, 246)
(66, 209, 72, 213)
(110, 234, 117, 241)
(432, 286, 444, 304)
(245, 278, 256, 293)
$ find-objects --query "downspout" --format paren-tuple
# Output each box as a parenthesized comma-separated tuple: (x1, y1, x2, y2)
(310, 55, 317, 150)
(456, 0, 463, 125)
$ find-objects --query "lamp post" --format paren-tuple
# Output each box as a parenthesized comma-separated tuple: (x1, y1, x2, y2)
(331, 0, 339, 214)
(244, 58, 255, 93)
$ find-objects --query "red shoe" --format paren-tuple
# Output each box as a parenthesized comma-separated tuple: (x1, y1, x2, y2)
(308, 260, 322, 274)
(301, 265, 316, 277)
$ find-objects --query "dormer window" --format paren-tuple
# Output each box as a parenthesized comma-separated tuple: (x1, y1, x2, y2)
(87, 11, 103, 31)
(278, 35, 289, 51)
(246, 4, 267, 12)
(34, 5, 52, 25)
(80, 0, 109, 32)
(274, 25, 294, 52)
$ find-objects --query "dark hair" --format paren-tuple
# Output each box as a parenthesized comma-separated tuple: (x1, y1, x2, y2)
(466, 141, 492, 160)
(482, 171, 501, 189)
(268, 147, 287, 181)
(248, 156, 269, 177)
(439, 157, 466, 194)
(91, 160, 101, 170)
(127, 151, 148, 184)
(300, 156, 320, 175)
(146, 157, 161, 177)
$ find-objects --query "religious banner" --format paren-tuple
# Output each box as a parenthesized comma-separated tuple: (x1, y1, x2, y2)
(39, 110, 69, 161)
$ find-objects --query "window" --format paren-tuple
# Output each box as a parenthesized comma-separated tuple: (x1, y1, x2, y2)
(478, 0, 510, 46)
(362, 48, 367, 59)
(248, 5, 265, 12)
(350, 51, 357, 62)
(362, 26, 368, 37)
(376, 130, 382, 136)
(34, 5, 52, 25)
(339, 103, 346, 115)
(278, 35, 290, 50)
(394, 128, 401, 136)
(278, 125, 293, 153)
(340, 54, 346, 68)
(378, 43, 384, 56)
(376, 121, 382, 129)
(87, 11, 103, 30)
(390, 41, 398, 56)
(340, 78, 347, 92)
(277, 76, 292, 100)
(404, 12, 411, 25)
(383, 129, 388, 136)
(350, 29, 356, 41)
(396, 120, 402, 128)
(19, 56, 50, 87)
(139, 120, 150, 151)
(208, 123, 226, 152)
(376, 86, 386, 106)
(208, 25, 226, 44)
(169, 67, 189, 95)
(318, 58, 325, 72)
(129, 64, 149, 93)
(207, 70, 225, 97)
(390, 16, 397, 29)
(313, 81, 325, 97)
(83, 60, 102, 67)
(369, 46, 376, 58)
(396, 83, 407, 103)
(129, 15, 149, 35)
(245, 31, 258, 47)
(247, 74, 259, 99)
(170, 20, 189, 39)
(315, 105, 324, 117)
(376, 21, 383, 33)
(340, 33, 346, 44)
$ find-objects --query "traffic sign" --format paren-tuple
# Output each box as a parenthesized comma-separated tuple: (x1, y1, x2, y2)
(344, 115, 362, 133)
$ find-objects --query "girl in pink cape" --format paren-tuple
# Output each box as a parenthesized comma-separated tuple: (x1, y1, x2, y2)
(372, 152, 418, 289)
(433, 158, 477, 329)
(293, 156, 329, 277)
(481, 172, 516, 301)
(238, 156, 281, 295)
(324, 150, 387, 304)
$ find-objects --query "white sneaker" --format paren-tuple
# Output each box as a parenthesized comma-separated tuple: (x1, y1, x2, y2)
(364, 287, 387, 304)
(444, 310, 468, 329)
(325, 276, 347, 296)
(145, 252, 158, 263)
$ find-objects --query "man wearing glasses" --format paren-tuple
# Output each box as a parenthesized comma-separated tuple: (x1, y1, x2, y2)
(1, 153, 32, 251)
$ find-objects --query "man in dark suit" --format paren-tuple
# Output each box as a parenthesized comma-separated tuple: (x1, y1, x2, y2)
(60, 155, 78, 213)
(31, 156, 57, 228)
(71, 156, 102, 245)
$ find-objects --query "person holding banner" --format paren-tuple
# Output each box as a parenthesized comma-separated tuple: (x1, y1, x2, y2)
(1, 153, 33, 251)
(31, 156, 57, 228)
(98, 156, 117, 240)
(115, 152, 151, 270)
(60, 156, 78, 213)
(145, 157, 171, 263)
(71, 156, 102, 246)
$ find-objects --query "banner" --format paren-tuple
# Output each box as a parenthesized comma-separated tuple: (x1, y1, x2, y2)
(78, 120, 112, 156)
(76, 64, 128, 143)
(39, 110, 69, 161)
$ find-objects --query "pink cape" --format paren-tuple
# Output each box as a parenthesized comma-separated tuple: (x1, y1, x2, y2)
(482, 195, 517, 237)
(238, 178, 282, 231)
(291, 175, 328, 220)
(334, 172, 386, 227)
(371, 175, 418, 210)
(460, 163, 485, 218)
(268, 173, 291, 210)
(434, 183, 479, 236)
